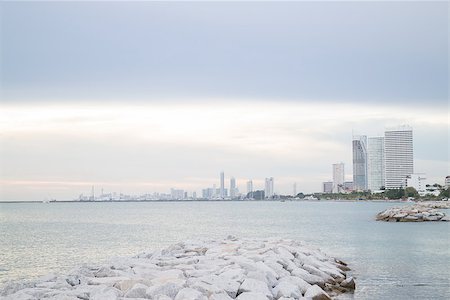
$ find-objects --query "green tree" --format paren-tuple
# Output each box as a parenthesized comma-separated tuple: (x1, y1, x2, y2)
(405, 187, 419, 198)
(439, 188, 450, 198)
(385, 189, 405, 199)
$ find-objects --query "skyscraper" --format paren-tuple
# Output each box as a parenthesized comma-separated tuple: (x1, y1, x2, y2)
(230, 177, 236, 198)
(332, 163, 345, 193)
(352, 135, 368, 191)
(220, 171, 225, 198)
(384, 126, 413, 189)
(246, 180, 253, 193)
(264, 177, 274, 198)
(367, 136, 385, 191)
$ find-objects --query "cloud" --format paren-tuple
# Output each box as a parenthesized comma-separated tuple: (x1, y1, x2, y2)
(0, 101, 447, 200)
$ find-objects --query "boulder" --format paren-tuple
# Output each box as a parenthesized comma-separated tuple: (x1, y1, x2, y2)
(303, 285, 331, 300)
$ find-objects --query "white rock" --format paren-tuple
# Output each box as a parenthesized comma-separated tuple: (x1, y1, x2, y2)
(90, 286, 122, 300)
(146, 281, 184, 299)
(124, 283, 148, 298)
(174, 287, 207, 300)
(236, 292, 270, 300)
(272, 281, 301, 299)
(303, 284, 331, 300)
(278, 276, 311, 294)
(209, 292, 233, 300)
(238, 278, 272, 300)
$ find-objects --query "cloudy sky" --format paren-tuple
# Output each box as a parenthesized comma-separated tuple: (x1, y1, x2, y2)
(0, 1, 448, 200)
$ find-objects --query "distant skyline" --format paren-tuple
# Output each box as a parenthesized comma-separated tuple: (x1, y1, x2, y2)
(0, 1, 448, 200)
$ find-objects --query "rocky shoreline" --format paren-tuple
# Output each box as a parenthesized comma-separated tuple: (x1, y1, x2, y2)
(376, 201, 450, 222)
(1, 237, 355, 300)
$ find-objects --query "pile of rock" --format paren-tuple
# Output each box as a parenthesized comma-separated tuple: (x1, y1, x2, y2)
(376, 204, 449, 222)
(1, 237, 355, 300)
(415, 201, 450, 210)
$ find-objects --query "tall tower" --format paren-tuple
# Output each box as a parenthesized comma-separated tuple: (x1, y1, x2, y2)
(367, 136, 385, 191)
(246, 180, 253, 198)
(265, 177, 274, 198)
(333, 163, 345, 193)
(230, 177, 236, 198)
(352, 135, 368, 191)
(220, 171, 225, 199)
(384, 126, 413, 189)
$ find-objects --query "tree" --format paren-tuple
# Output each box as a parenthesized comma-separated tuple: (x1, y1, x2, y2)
(385, 189, 405, 199)
(405, 187, 419, 198)
(439, 188, 450, 198)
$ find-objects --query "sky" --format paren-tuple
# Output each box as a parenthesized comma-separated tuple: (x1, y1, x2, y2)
(0, 1, 448, 200)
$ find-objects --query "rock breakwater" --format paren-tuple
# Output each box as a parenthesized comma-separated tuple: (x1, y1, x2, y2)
(0, 237, 355, 300)
(376, 202, 450, 222)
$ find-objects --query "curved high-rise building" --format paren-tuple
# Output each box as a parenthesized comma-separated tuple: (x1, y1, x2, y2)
(352, 135, 368, 191)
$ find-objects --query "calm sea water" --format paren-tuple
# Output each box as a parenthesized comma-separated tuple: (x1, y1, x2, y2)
(0, 201, 449, 299)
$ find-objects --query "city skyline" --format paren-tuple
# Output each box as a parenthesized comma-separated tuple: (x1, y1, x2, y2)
(0, 1, 448, 200)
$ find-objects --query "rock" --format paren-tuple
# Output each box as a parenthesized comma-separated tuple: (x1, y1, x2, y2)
(209, 292, 233, 300)
(278, 276, 311, 294)
(146, 281, 184, 299)
(272, 281, 301, 299)
(238, 278, 272, 299)
(90, 286, 122, 300)
(304, 284, 331, 300)
(340, 277, 356, 289)
(0, 238, 355, 300)
(124, 283, 148, 298)
(175, 287, 207, 300)
(236, 292, 270, 300)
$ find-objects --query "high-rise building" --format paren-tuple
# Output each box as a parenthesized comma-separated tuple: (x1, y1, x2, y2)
(323, 181, 333, 193)
(230, 177, 236, 198)
(293, 183, 297, 197)
(367, 137, 385, 191)
(445, 176, 450, 188)
(333, 163, 345, 193)
(384, 126, 413, 189)
(246, 180, 253, 194)
(265, 177, 274, 198)
(353, 135, 368, 191)
(220, 171, 225, 198)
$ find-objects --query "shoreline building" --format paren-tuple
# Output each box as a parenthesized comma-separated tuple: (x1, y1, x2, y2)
(246, 180, 253, 198)
(220, 171, 225, 199)
(352, 135, 368, 191)
(384, 126, 414, 189)
(264, 177, 274, 198)
(332, 163, 345, 193)
(323, 181, 333, 193)
(367, 136, 385, 191)
(230, 177, 237, 198)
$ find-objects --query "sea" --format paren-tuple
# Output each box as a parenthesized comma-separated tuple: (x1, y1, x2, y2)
(0, 201, 449, 299)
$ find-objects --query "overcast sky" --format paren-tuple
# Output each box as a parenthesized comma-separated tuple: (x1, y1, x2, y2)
(0, 1, 448, 200)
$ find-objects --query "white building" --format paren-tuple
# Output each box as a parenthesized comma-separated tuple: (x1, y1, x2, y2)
(333, 163, 345, 193)
(246, 180, 253, 194)
(230, 177, 237, 198)
(170, 188, 185, 200)
(406, 173, 426, 194)
(445, 176, 450, 188)
(367, 136, 385, 191)
(323, 181, 333, 193)
(265, 177, 274, 198)
(352, 136, 368, 191)
(220, 171, 225, 198)
(384, 126, 414, 189)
